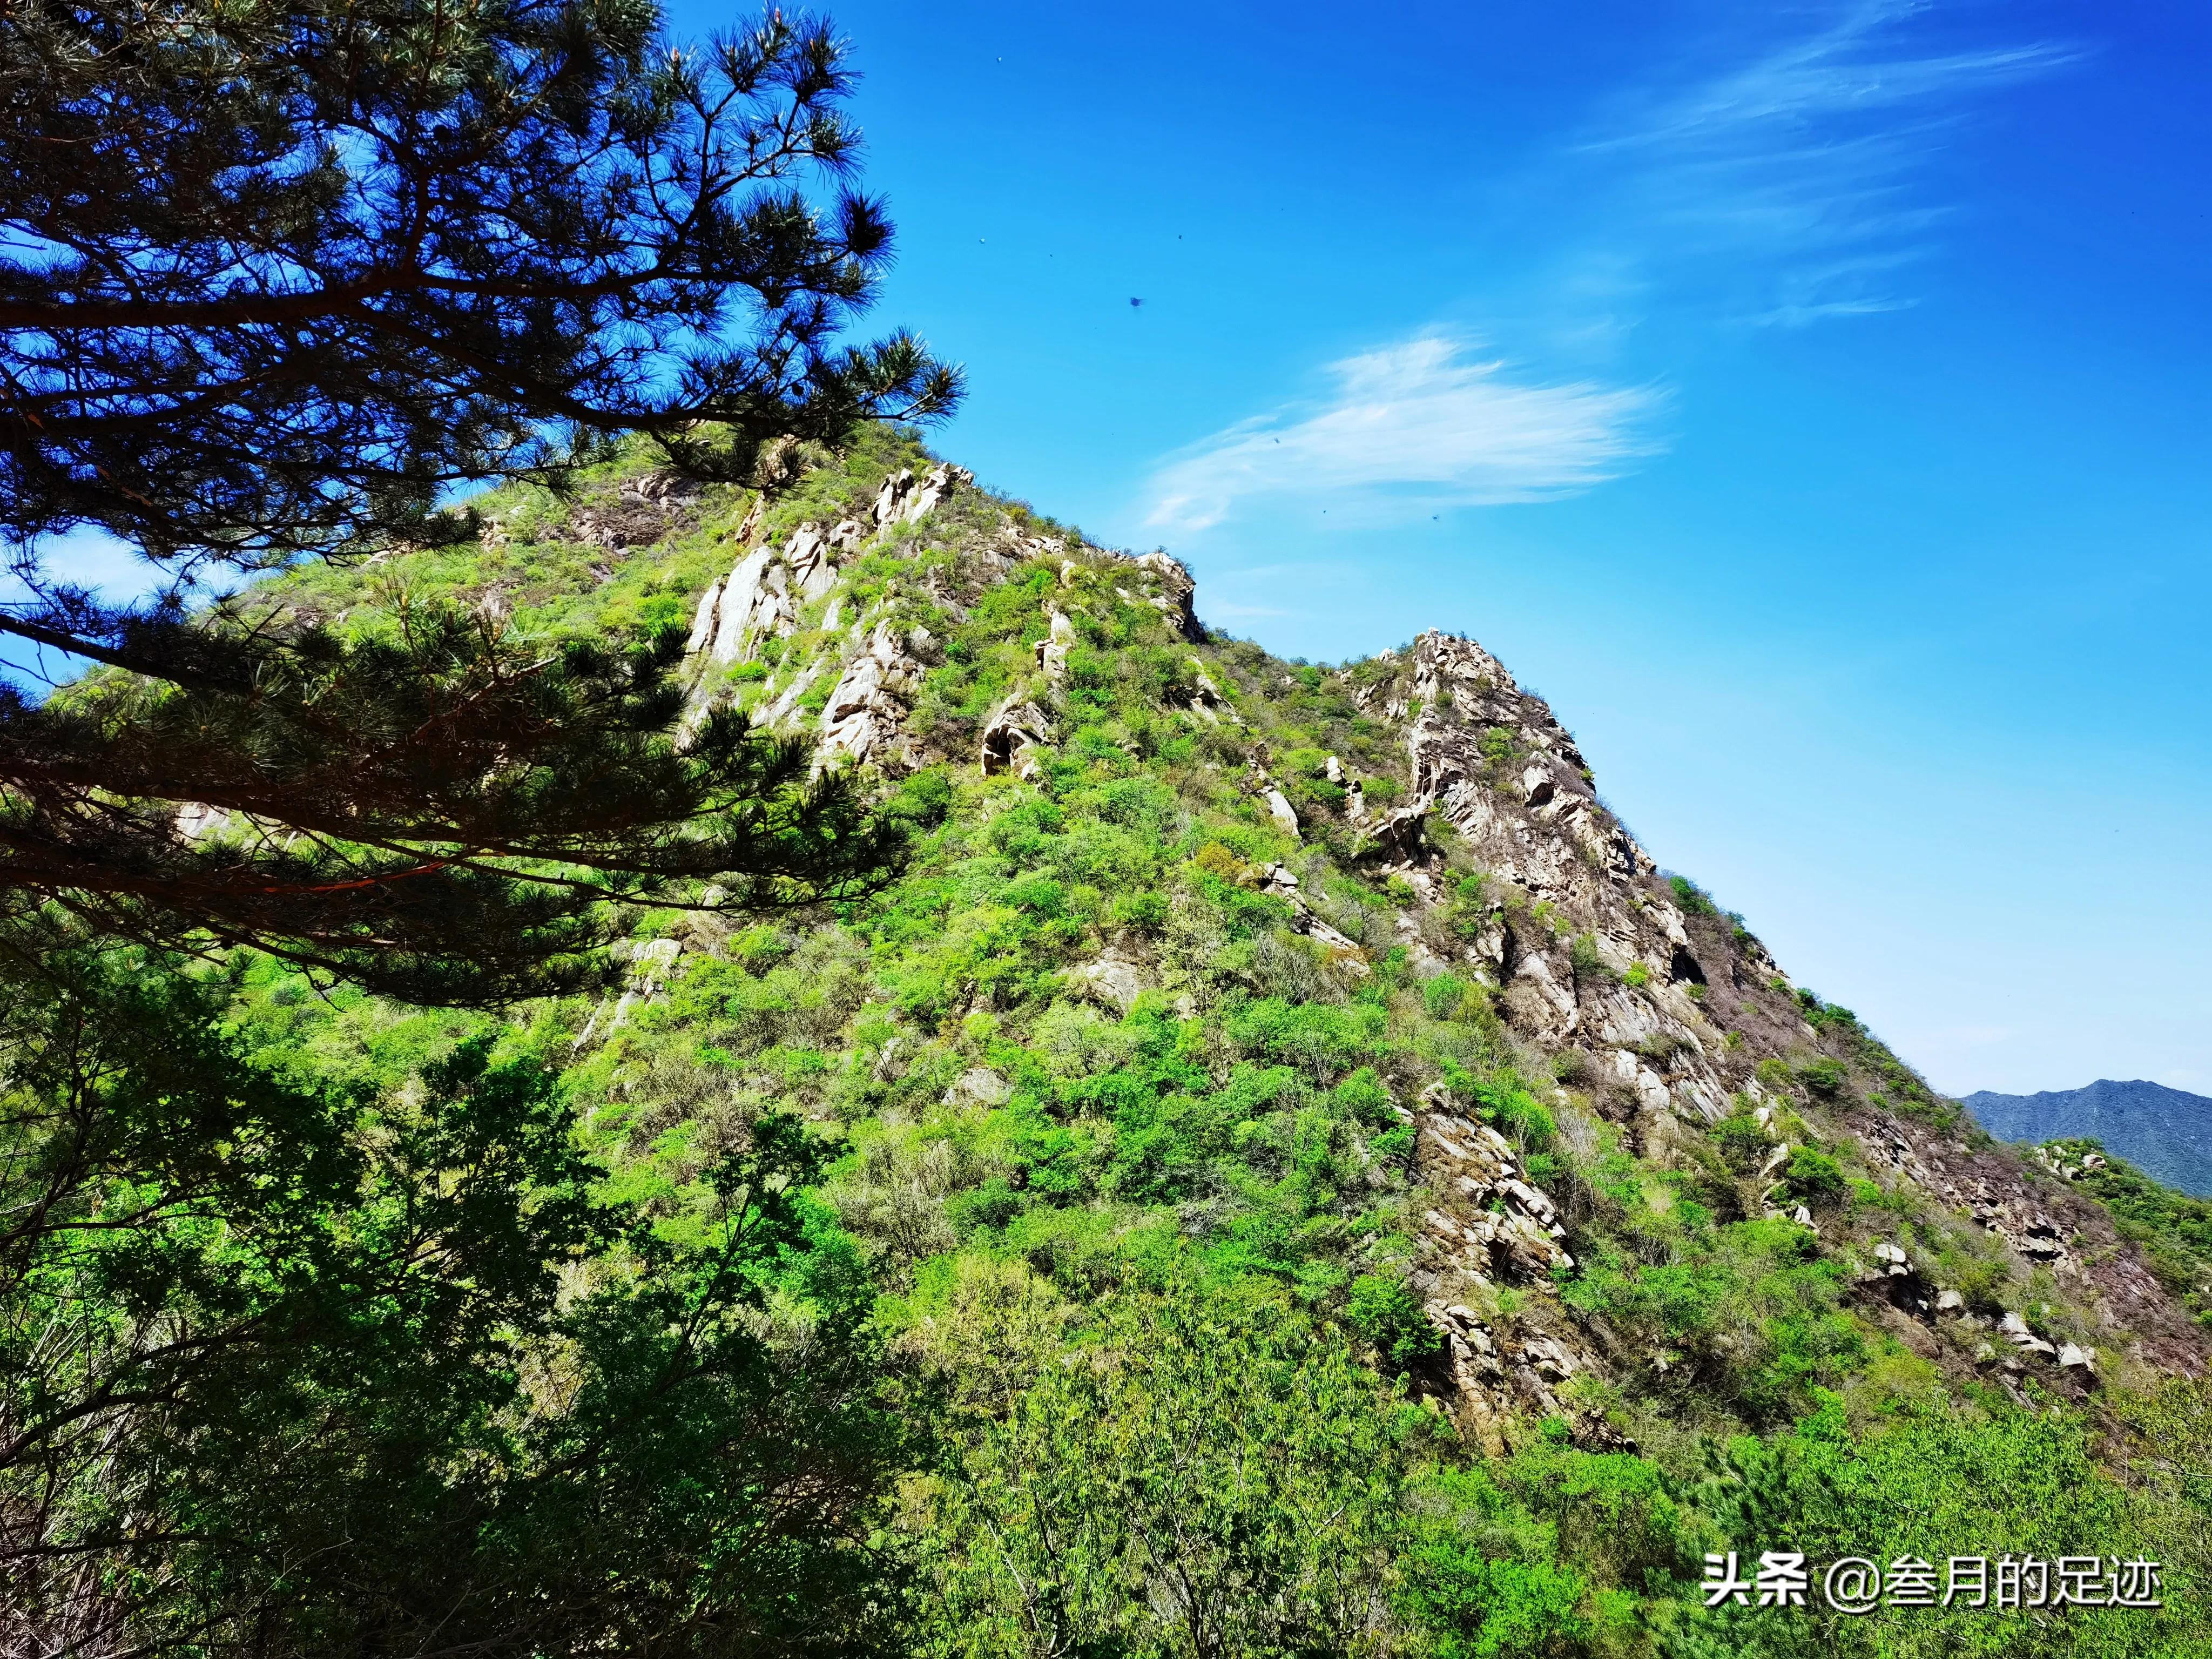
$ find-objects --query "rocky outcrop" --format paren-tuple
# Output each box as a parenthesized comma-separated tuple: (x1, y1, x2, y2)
(1359, 631, 1741, 1129)
(1134, 551, 1202, 640)
(692, 521, 851, 668)
(1071, 956, 1147, 1015)
(1036, 609, 1076, 681)
(1414, 1103, 1576, 1284)
(979, 697, 1053, 780)
(819, 622, 926, 771)
(1358, 801, 1426, 864)
(873, 462, 971, 529)
(1255, 863, 1364, 957)
(1408, 1095, 1601, 1448)
(1184, 658, 1239, 725)
(574, 470, 703, 549)
(1846, 1107, 2202, 1373)
(652, 454, 2204, 1417)
(685, 467, 964, 679)
(571, 935, 684, 1049)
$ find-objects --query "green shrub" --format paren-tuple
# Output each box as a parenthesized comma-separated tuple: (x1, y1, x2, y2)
(1567, 932, 1611, 984)
(1442, 873, 1489, 939)
(1111, 889, 1169, 933)
(1424, 971, 1473, 1022)
(1346, 1274, 1440, 1372)
(1796, 1058, 1846, 1097)
(1474, 1079, 1555, 1151)
(1667, 874, 1718, 916)
(1780, 1146, 1845, 1206)
(1709, 1112, 1771, 1175)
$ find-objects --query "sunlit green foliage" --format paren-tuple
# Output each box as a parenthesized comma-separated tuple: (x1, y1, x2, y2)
(8, 426, 2206, 1656)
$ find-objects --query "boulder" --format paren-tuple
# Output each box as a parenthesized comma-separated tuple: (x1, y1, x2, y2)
(1186, 659, 1236, 723)
(710, 547, 776, 662)
(1036, 609, 1076, 680)
(903, 462, 969, 522)
(980, 697, 1054, 778)
(873, 462, 970, 529)
(944, 1067, 1011, 1107)
(872, 468, 915, 526)
(685, 577, 724, 652)
(1360, 802, 1427, 863)
(1074, 957, 1145, 1015)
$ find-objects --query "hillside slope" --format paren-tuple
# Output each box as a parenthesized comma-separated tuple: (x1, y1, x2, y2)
(1966, 1081, 2212, 1197)
(250, 429, 2212, 1656)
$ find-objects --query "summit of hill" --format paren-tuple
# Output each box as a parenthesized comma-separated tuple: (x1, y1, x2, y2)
(233, 426, 2212, 1653)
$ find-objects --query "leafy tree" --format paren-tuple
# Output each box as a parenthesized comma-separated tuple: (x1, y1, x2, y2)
(1347, 1271, 1442, 1375)
(921, 1280, 1423, 1657)
(1397, 1465, 1593, 1659)
(6, 603, 902, 1003)
(0, 940, 909, 1654)
(0, 1, 957, 999)
(0, 0, 957, 562)
(1670, 1392, 2211, 1659)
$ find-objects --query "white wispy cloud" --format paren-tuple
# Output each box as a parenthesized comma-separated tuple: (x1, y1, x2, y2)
(1587, 1, 2077, 326)
(1134, 4, 2073, 538)
(1143, 336, 1657, 535)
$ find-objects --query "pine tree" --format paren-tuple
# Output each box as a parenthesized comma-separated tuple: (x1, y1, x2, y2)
(0, 1, 957, 999)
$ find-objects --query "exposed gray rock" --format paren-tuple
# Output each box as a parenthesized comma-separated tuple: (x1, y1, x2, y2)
(1074, 957, 1146, 1014)
(980, 697, 1054, 779)
(820, 621, 923, 770)
(944, 1067, 1012, 1107)
(571, 936, 685, 1049)
(1185, 658, 1237, 724)
(1135, 550, 1202, 639)
(873, 461, 972, 529)
(685, 576, 724, 652)
(1360, 802, 1426, 862)
(1036, 609, 1076, 680)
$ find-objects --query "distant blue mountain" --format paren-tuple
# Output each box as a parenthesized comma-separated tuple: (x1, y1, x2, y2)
(1961, 1079, 2212, 1197)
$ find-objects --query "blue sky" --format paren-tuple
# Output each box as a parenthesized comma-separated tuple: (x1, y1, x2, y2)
(660, 0, 2210, 1096)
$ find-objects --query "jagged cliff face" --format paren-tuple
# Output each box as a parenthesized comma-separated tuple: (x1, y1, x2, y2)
(588, 445, 2204, 1448)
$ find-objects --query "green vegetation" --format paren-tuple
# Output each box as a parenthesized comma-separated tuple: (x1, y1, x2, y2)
(0, 15, 2203, 1643)
(1, 429, 2192, 1654)
(2045, 1139, 2212, 1324)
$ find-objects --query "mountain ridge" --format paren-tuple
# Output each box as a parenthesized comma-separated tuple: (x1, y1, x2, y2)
(1964, 1078, 2212, 1198)
(230, 429, 2212, 1652)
